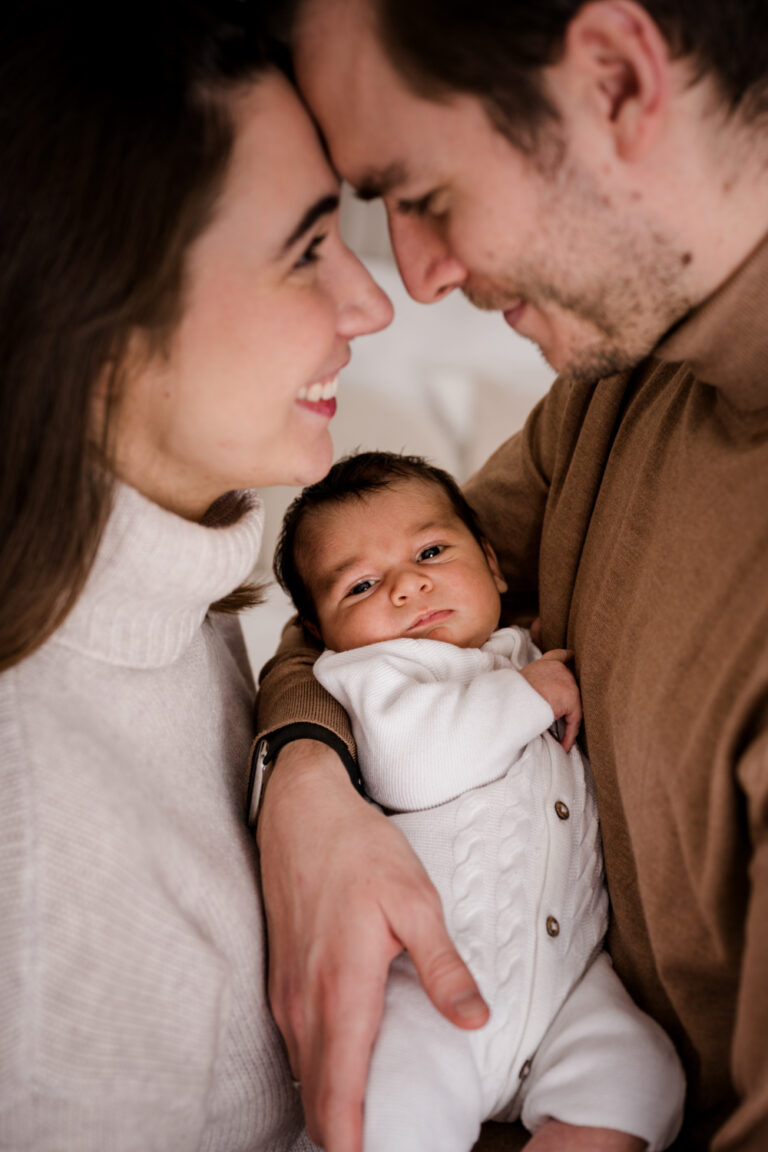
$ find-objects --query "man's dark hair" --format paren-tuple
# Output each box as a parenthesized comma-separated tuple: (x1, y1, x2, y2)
(377, 0, 768, 150)
(277, 0, 768, 151)
(274, 450, 486, 628)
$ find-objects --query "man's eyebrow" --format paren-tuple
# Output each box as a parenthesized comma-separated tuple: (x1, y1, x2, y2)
(281, 193, 340, 253)
(354, 162, 409, 202)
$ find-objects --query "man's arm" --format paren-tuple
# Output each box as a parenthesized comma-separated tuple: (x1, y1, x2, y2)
(256, 616, 355, 757)
(716, 726, 768, 1151)
(256, 740, 489, 1152)
(464, 374, 572, 627)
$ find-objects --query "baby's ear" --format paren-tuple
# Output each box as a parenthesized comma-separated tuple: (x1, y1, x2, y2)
(301, 617, 323, 643)
(481, 538, 509, 595)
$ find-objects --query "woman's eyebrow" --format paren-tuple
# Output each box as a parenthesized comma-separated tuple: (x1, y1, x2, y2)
(281, 193, 339, 252)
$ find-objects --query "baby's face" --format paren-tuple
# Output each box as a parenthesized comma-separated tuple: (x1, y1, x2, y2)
(299, 479, 508, 652)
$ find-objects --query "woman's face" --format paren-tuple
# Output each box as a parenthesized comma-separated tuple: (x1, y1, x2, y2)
(109, 71, 393, 520)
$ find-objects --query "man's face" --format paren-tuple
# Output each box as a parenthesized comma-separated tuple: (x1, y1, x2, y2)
(294, 0, 694, 380)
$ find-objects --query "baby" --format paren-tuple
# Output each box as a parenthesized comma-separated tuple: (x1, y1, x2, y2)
(272, 451, 685, 1152)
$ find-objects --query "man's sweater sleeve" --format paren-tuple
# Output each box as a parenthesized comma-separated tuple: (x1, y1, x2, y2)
(315, 641, 554, 811)
(255, 616, 356, 758)
(463, 373, 570, 628)
(716, 726, 768, 1152)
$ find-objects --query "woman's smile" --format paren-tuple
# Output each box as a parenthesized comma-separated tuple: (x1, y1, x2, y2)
(297, 372, 340, 417)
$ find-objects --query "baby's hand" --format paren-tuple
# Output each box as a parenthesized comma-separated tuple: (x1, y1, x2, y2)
(520, 649, 582, 752)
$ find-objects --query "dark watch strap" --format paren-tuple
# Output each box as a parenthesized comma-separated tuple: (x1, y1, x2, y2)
(246, 723, 366, 827)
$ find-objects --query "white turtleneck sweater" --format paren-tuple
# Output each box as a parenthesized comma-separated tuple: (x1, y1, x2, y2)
(0, 484, 311, 1152)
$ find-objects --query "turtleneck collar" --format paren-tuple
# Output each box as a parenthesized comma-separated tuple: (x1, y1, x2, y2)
(54, 483, 264, 668)
(656, 227, 768, 412)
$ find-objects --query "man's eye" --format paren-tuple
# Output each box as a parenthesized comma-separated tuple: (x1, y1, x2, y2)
(418, 545, 443, 561)
(348, 579, 375, 597)
(294, 232, 327, 269)
(397, 191, 441, 218)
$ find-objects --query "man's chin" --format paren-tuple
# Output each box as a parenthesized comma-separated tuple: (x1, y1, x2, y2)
(540, 327, 654, 383)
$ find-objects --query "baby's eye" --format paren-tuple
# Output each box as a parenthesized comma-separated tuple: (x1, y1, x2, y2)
(418, 545, 444, 561)
(347, 579, 375, 597)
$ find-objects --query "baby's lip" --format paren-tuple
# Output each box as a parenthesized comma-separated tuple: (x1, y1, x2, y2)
(407, 608, 453, 633)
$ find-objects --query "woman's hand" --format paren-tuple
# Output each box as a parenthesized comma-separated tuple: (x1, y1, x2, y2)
(520, 649, 582, 752)
(257, 739, 489, 1152)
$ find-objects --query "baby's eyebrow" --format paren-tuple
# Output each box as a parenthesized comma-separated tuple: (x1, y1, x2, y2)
(412, 519, 444, 536)
(315, 556, 362, 596)
(312, 518, 455, 597)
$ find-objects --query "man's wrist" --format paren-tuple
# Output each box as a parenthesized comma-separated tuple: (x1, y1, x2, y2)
(247, 724, 364, 828)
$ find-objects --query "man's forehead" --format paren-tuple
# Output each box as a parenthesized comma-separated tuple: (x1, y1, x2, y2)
(294, 0, 372, 78)
(293, 0, 413, 178)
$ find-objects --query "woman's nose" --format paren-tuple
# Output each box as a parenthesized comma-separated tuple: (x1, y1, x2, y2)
(335, 249, 394, 340)
(391, 568, 433, 604)
(387, 211, 468, 304)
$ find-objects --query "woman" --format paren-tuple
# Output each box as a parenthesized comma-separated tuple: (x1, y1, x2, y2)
(0, 4, 390, 1149)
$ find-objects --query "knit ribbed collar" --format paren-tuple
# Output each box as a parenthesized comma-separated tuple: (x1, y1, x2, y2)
(656, 227, 768, 411)
(54, 483, 264, 668)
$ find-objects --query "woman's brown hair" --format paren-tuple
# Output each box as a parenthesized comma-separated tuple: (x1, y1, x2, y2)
(0, 2, 275, 670)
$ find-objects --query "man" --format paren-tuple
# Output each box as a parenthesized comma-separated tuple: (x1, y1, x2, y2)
(253, 2, 768, 1149)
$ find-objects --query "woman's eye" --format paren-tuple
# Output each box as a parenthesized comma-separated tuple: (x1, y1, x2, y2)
(294, 232, 327, 270)
(418, 545, 443, 561)
(348, 579, 375, 597)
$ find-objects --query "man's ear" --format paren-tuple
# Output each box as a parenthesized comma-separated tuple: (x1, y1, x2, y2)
(558, 0, 671, 162)
(482, 538, 508, 595)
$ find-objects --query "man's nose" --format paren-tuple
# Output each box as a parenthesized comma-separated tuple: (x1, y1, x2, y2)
(387, 211, 468, 304)
(390, 568, 433, 605)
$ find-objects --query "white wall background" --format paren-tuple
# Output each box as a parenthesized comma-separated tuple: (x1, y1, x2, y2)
(240, 192, 556, 672)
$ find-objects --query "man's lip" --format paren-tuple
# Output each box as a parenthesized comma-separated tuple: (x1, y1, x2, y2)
(502, 300, 526, 330)
(407, 608, 452, 632)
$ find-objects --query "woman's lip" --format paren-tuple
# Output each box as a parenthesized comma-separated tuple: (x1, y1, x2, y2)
(296, 372, 339, 418)
(503, 300, 526, 330)
(407, 608, 452, 632)
(296, 396, 337, 419)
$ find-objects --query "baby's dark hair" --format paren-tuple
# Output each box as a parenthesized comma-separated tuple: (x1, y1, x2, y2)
(274, 450, 486, 629)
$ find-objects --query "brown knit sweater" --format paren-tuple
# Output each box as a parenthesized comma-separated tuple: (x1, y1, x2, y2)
(256, 232, 768, 1151)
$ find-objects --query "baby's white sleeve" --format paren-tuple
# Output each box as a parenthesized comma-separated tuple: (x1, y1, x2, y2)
(315, 640, 554, 811)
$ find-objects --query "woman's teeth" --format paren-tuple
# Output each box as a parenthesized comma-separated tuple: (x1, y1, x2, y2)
(298, 376, 338, 402)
